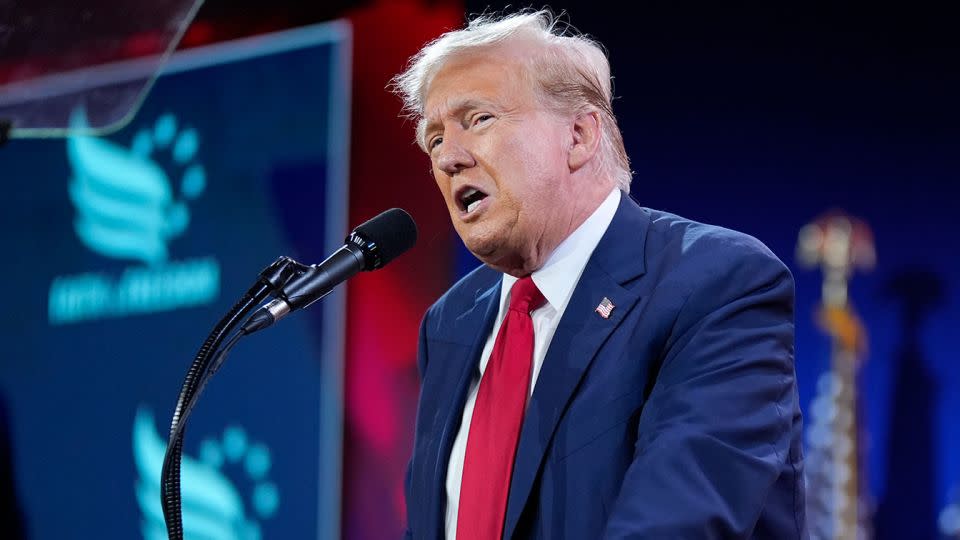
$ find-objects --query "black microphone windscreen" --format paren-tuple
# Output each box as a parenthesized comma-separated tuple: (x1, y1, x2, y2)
(350, 208, 418, 269)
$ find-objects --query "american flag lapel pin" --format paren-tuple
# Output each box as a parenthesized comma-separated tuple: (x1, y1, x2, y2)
(595, 297, 615, 319)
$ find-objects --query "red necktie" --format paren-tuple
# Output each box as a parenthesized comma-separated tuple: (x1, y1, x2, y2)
(457, 276, 546, 540)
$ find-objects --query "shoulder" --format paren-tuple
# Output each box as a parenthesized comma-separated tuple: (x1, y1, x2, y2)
(642, 206, 784, 266)
(639, 206, 793, 297)
(634, 208, 797, 379)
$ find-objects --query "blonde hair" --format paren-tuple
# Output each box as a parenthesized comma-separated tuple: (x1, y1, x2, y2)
(391, 9, 633, 192)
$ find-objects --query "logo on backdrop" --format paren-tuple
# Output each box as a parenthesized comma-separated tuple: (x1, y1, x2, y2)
(133, 406, 279, 540)
(47, 108, 220, 324)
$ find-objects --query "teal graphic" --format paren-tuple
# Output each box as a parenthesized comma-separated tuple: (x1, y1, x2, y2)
(47, 257, 220, 324)
(67, 108, 206, 265)
(48, 109, 220, 325)
(133, 407, 279, 540)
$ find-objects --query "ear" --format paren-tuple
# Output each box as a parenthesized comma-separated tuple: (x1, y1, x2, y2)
(568, 110, 602, 172)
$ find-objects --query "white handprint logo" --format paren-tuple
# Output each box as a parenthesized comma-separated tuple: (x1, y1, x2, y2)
(48, 109, 220, 324)
(67, 108, 206, 265)
(133, 407, 278, 540)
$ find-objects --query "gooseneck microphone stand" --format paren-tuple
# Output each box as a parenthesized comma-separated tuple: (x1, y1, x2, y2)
(160, 256, 306, 540)
(159, 208, 417, 540)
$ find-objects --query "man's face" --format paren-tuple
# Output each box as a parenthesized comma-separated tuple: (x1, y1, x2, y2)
(422, 47, 577, 275)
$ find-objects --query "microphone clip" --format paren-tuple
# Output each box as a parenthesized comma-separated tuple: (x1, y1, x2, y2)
(257, 256, 311, 294)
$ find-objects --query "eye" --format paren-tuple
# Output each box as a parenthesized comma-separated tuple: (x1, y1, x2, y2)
(428, 136, 443, 150)
(473, 114, 494, 126)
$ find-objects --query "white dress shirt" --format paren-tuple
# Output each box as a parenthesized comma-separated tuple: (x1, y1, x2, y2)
(444, 188, 621, 539)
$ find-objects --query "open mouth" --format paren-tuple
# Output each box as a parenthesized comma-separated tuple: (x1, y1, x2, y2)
(457, 186, 489, 215)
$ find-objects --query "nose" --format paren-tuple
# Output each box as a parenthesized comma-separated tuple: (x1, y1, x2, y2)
(435, 134, 476, 176)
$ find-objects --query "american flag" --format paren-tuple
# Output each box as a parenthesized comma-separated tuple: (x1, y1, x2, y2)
(595, 297, 615, 319)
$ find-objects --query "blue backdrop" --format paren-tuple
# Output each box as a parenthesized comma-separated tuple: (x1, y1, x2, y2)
(0, 22, 350, 540)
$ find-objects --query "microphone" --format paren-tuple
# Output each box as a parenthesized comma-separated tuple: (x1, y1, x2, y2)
(242, 208, 417, 334)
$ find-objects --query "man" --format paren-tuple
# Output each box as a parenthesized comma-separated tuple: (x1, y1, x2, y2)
(393, 9, 805, 539)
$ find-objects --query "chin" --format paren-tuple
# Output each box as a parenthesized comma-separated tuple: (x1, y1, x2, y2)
(463, 237, 499, 260)
(458, 211, 513, 247)
(459, 230, 506, 263)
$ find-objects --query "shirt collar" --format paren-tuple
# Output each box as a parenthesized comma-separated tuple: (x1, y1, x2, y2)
(500, 187, 621, 313)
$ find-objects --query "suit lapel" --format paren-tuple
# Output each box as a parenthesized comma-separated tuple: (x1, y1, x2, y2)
(503, 196, 651, 539)
(428, 278, 501, 538)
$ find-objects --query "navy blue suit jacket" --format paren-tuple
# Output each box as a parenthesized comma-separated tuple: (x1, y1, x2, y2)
(405, 195, 806, 539)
